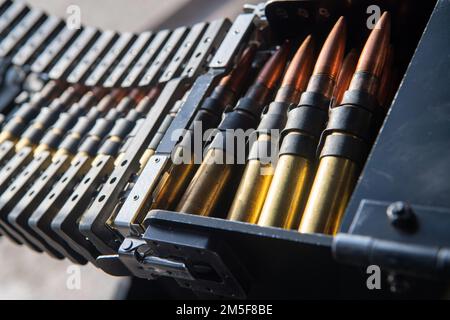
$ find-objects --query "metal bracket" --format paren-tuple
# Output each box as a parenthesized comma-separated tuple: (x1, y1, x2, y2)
(118, 237, 194, 281)
(117, 210, 337, 299)
(118, 213, 251, 299)
(265, 0, 344, 39)
(0, 62, 26, 115)
(209, 13, 256, 69)
(333, 199, 450, 279)
(95, 254, 132, 276)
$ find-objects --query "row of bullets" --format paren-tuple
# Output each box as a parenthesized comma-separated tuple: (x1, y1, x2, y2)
(0, 84, 156, 261)
(0, 0, 239, 265)
(0, 8, 396, 267)
(121, 12, 396, 239)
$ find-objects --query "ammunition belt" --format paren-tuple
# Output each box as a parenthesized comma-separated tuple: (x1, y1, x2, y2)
(0, 0, 413, 300)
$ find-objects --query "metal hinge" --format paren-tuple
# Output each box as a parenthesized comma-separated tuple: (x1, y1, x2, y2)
(333, 199, 450, 280)
(333, 233, 450, 279)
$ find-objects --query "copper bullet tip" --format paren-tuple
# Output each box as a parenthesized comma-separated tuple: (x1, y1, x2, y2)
(220, 44, 257, 94)
(313, 16, 347, 80)
(91, 87, 107, 98)
(111, 88, 127, 101)
(378, 45, 395, 107)
(277, 35, 314, 101)
(146, 86, 161, 102)
(130, 88, 146, 101)
(332, 48, 359, 107)
(356, 11, 391, 77)
(59, 86, 79, 104)
(256, 41, 290, 90)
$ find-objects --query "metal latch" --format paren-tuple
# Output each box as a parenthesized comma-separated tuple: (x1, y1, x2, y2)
(118, 223, 249, 299)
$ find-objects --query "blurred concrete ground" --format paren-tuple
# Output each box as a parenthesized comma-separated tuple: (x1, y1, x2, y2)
(0, 240, 121, 299)
(0, 0, 259, 300)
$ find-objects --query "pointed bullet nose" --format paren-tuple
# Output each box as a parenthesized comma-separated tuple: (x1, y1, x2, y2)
(239, 43, 258, 67)
(130, 88, 144, 101)
(221, 44, 258, 94)
(313, 16, 347, 80)
(257, 41, 290, 90)
(111, 88, 126, 100)
(377, 12, 391, 34)
(378, 45, 395, 106)
(356, 11, 391, 77)
(280, 35, 314, 91)
(333, 48, 359, 107)
(92, 86, 106, 98)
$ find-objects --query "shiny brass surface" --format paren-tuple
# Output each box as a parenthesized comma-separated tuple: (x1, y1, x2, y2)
(299, 155, 359, 235)
(299, 13, 392, 235)
(14, 137, 32, 151)
(176, 46, 288, 217)
(258, 152, 311, 229)
(227, 37, 314, 223)
(151, 161, 196, 210)
(176, 148, 233, 216)
(253, 19, 347, 229)
(53, 147, 71, 159)
(0, 131, 14, 144)
(0, 81, 62, 145)
(140, 46, 257, 213)
(136, 148, 155, 169)
(227, 158, 274, 223)
(33, 143, 52, 155)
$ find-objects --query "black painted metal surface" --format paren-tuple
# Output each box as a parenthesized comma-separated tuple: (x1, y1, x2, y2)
(341, 0, 450, 232)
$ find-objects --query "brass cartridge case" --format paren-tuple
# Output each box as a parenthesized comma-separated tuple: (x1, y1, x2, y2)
(227, 37, 314, 223)
(299, 155, 359, 235)
(176, 44, 289, 217)
(258, 151, 312, 229)
(299, 12, 391, 235)
(176, 148, 233, 216)
(227, 134, 275, 223)
(256, 17, 347, 229)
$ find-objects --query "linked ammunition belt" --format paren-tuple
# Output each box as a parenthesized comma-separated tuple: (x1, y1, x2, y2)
(0, 0, 445, 300)
(0, 0, 260, 281)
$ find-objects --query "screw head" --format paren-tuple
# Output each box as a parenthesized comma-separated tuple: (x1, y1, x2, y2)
(319, 7, 330, 18)
(122, 238, 134, 251)
(387, 202, 417, 230)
